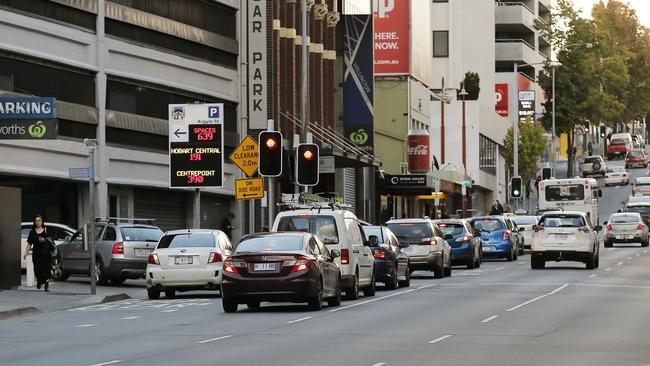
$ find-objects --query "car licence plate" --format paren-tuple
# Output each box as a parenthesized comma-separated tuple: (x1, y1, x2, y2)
(135, 248, 152, 257)
(556, 234, 568, 240)
(174, 256, 193, 265)
(254, 263, 276, 271)
(482, 246, 492, 252)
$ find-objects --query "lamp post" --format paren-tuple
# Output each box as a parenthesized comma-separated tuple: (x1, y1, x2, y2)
(459, 86, 469, 218)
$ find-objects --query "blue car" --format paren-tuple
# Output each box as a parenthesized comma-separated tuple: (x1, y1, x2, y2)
(432, 219, 482, 269)
(467, 216, 517, 261)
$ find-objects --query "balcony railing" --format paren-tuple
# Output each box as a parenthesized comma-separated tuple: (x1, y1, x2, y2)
(496, 38, 535, 50)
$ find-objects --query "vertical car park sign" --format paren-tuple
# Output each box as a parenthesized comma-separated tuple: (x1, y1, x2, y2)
(248, 0, 267, 130)
(169, 104, 224, 188)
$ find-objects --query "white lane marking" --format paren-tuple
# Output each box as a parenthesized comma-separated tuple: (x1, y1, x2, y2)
(589, 274, 598, 278)
(576, 283, 650, 290)
(329, 287, 421, 313)
(616, 261, 624, 266)
(161, 309, 178, 313)
(87, 361, 122, 366)
(606, 267, 612, 271)
(506, 294, 548, 312)
(548, 283, 570, 295)
(481, 282, 564, 286)
(518, 261, 526, 265)
(198, 335, 233, 344)
(417, 284, 438, 290)
(615, 185, 621, 189)
(121, 316, 140, 320)
(428, 334, 453, 344)
(636, 253, 641, 257)
(627, 257, 632, 260)
(481, 315, 499, 323)
(286, 316, 313, 324)
(644, 250, 648, 254)
(495, 267, 505, 271)
(607, 248, 615, 251)
(75, 324, 97, 328)
(371, 363, 387, 366)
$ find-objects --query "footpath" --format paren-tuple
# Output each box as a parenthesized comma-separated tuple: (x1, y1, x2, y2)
(0, 276, 146, 320)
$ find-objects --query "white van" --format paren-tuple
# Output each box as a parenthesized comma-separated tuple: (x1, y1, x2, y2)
(272, 205, 375, 300)
(611, 132, 633, 149)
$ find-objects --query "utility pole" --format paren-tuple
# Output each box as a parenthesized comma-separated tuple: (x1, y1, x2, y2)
(85, 138, 97, 295)
(513, 62, 519, 179)
(551, 66, 556, 177)
(301, 0, 308, 141)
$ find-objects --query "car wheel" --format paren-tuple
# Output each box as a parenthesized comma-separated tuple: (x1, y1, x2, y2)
(147, 287, 160, 300)
(386, 264, 399, 290)
(518, 244, 525, 256)
(398, 264, 411, 287)
(642, 239, 649, 247)
(475, 254, 481, 268)
(604, 241, 612, 248)
(165, 289, 176, 299)
(506, 250, 514, 262)
(466, 254, 475, 269)
(110, 277, 126, 285)
(363, 273, 376, 297)
(586, 254, 596, 270)
(512, 247, 518, 261)
(344, 272, 360, 300)
(51, 256, 69, 281)
(444, 263, 452, 277)
(531, 256, 545, 269)
(327, 276, 342, 307)
(246, 301, 260, 310)
(433, 258, 444, 278)
(94, 257, 109, 285)
(222, 298, 238, 313)
(595, 253, 600, 268)
(308, 280, 323, 311)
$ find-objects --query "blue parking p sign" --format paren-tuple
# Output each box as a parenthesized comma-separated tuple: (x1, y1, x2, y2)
(208, 105, 220, 118)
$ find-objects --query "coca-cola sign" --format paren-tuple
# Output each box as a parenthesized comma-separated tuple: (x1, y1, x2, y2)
(408, 130, 430, 173)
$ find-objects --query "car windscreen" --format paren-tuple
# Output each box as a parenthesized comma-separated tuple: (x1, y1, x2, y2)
(277, 216, 339, 244)
(120, 227, 164, 242)
(386, 223, 433, 242)
(544, 185, 585, 201)
(625, 206, 650, 215)
(235, 236, 304, 252)
(610, 215, 641, 224)
(540, 216, 585, 227)
(157, 233, 215, 249)
(635, 177, 650, 185)
(434, 223, 464, 236)
(513, 216, 538, 225)
(471, 219, 504, 232)
(363, 227, 383, 241)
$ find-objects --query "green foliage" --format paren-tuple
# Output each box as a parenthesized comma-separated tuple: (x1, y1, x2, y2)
(458, 71, 480, 100)
(502, 122, 548, 183)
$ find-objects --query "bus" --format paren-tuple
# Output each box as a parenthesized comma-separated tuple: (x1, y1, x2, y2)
(538, 178, 602, 225)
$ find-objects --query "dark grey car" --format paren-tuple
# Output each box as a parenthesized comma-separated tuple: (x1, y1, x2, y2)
(53, 220, 163, 285)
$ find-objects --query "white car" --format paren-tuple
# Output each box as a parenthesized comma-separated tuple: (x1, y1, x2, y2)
(530, 211, 601, 269)
(273, 205, 375, 300)
(512, 215, 539, 250)
(632, 177, 650, 196)
(21, 222, 76, 270)
(146, 229, 233, 299)
(604, 166, 629, 186)
(604, 212, 649, 247)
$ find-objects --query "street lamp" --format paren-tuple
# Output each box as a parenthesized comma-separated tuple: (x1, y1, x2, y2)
(459, 85, 469, 218)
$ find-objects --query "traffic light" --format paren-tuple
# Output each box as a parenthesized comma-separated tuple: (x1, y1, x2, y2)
(296, 143, 319, 186)
(600, 125, 607, 138)
(583, 122, 590, 134)
(510, 176, 523, 199)
(541, 167, 551, 180)
(258, 131, 283, 177)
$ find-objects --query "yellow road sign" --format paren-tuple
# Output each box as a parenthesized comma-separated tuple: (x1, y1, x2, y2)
(229, 136, 259, 177)
(235, 178, 264, 200)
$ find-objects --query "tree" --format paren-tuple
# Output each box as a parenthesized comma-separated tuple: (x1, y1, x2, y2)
(502, 121, 548, 190)
(458, 71, 480, 100)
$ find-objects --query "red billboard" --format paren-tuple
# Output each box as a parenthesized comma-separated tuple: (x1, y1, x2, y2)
(495, 83, 508, 117)
(374, 0, 410, 74)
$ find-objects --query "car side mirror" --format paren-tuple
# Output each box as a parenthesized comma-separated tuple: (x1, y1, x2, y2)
(368, 235, 379, 246)
(444, 234, 453, 240)
(594, 225, 602, 232)
(603, 221, 608, 225)
(329, 249, 340, 260)
(519, 227, 525, 232)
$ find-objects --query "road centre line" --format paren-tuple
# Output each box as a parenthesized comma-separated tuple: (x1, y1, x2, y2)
(87, 361, 122, 366)
(607, 248, 615, 251)
(370, 363, 387, 366)
(75, 324, 97, 328)
(161, 309, 179, 313)
(644, 250, 648, 254)
(329, 287, 425, 313)
(627, 257, 632, 260)
(286, 316, 313, 324)
(518, 262, 526, 264)
(198, 335, 233, 344)
(481, 315, 499, 323)
(589, 274, 598, 278)
(606, 268, 612, 271)
(428, 334, 453, 344)
(548, 283, 570, 295)
(636, 253, 641, 257)
(495, 267, 505, 271)
(617, 261, 624, 266)
(506, 294, 548, 312)
(574, 283, 650, 290)
(121, 316, 140, 320)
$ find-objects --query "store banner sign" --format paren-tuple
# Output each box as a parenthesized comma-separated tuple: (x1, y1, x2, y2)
(0, 119, 57, 139)
(495, 84, 508, 117)
(344, 14, 374, 153)
(518, 90, 535, 123)
(0, 97, 56, 119)
(373, 0, 410, 74)
(248, 0, 267, 130)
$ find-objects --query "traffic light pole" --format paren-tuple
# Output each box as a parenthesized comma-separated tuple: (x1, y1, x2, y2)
(267, 119, 275, 230)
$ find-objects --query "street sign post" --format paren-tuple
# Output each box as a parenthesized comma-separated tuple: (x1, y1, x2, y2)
(68, 167, 89, 179)
(229, 136, 259, 177)
(235, 178, 264, 200)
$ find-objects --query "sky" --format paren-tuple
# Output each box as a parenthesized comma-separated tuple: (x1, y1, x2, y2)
(570, 0, 650, 27)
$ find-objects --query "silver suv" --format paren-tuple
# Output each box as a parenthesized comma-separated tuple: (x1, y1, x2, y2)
(580, 156, 606, 177)
(53, 219, 163, 285)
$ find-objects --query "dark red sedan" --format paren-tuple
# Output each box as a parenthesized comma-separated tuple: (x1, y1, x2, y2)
(626, 149, 648, 169)
(221, 232, 342, 312)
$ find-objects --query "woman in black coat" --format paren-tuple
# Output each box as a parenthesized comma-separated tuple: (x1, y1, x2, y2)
(23, 215, 54, 291)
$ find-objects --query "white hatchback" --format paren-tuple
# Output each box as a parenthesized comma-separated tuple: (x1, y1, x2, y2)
(146, 229, 232, 299)
(530, 211, 601, 269)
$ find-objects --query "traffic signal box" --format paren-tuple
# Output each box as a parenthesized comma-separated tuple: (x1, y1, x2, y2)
(600, 125, 607, 138)
(258, 131, 283, 177)
(510, 176, 523, 199)
(296, 143, 319, 186)
(541, 167, 551, 180)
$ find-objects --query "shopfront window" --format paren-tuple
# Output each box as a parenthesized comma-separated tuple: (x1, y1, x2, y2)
(479, 134, 497, 176)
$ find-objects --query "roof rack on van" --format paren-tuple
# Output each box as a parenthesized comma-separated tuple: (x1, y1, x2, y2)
(95, 217, 157, 225)
(279, 201, 353, 212)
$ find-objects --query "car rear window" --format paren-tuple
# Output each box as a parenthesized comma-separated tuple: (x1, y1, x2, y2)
(386, 223, 433, 242)
(363, 227, 383, 241)
(235, 236, 304, 252)
(513, 216, 538, 225)
(610, 215, 641, 223)
(277, 216, 339, 244)
(157, 233, 215, 249)
(635, 177, 650, 185)
(584, 157, 601, 164)
(607, 167, 625, 173)
(120, 227, 163, 242)
(628, 151, 643, 158)
(611, 139, 625, 145)
(435, 223, 464, 236)
(625, 206, 650, 215)
(471, 219, 504, 231)
(541, 216, 585, 227)
(544, 185, 585, 201)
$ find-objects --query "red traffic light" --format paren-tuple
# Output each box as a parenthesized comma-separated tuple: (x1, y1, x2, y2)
(303, 149, 314, 161)
(265, 137, 278, 150)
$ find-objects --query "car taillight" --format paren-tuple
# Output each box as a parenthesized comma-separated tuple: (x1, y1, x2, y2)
(606, 224, 613, 231)
(503, 231, 510, 240)
(291, 256, 311, 272)
(578, 226, 590, 233)
(638, 224, 645, 230)
(455, 236, 471, 242)
(223, 258, 239, 273)
(373, 250, 387, 259)
(147, 253, 159, 265)
(112, 242, 124, 254)
(340, 249, 349, 264)
(534, 226, 544, 232)
(208, 252, 223, 263)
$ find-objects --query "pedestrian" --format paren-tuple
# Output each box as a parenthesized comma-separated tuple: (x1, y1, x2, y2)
(588, 141, 593, 156)
(489, 203, 499, 215)
(23, 215, 54, 291)
(534, 176, 541, 191)
(496, 200, 504, 215)
(222, 212, 235, 239)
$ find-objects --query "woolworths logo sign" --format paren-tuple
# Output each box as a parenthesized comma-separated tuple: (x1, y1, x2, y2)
(0, 120, 57, 140)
